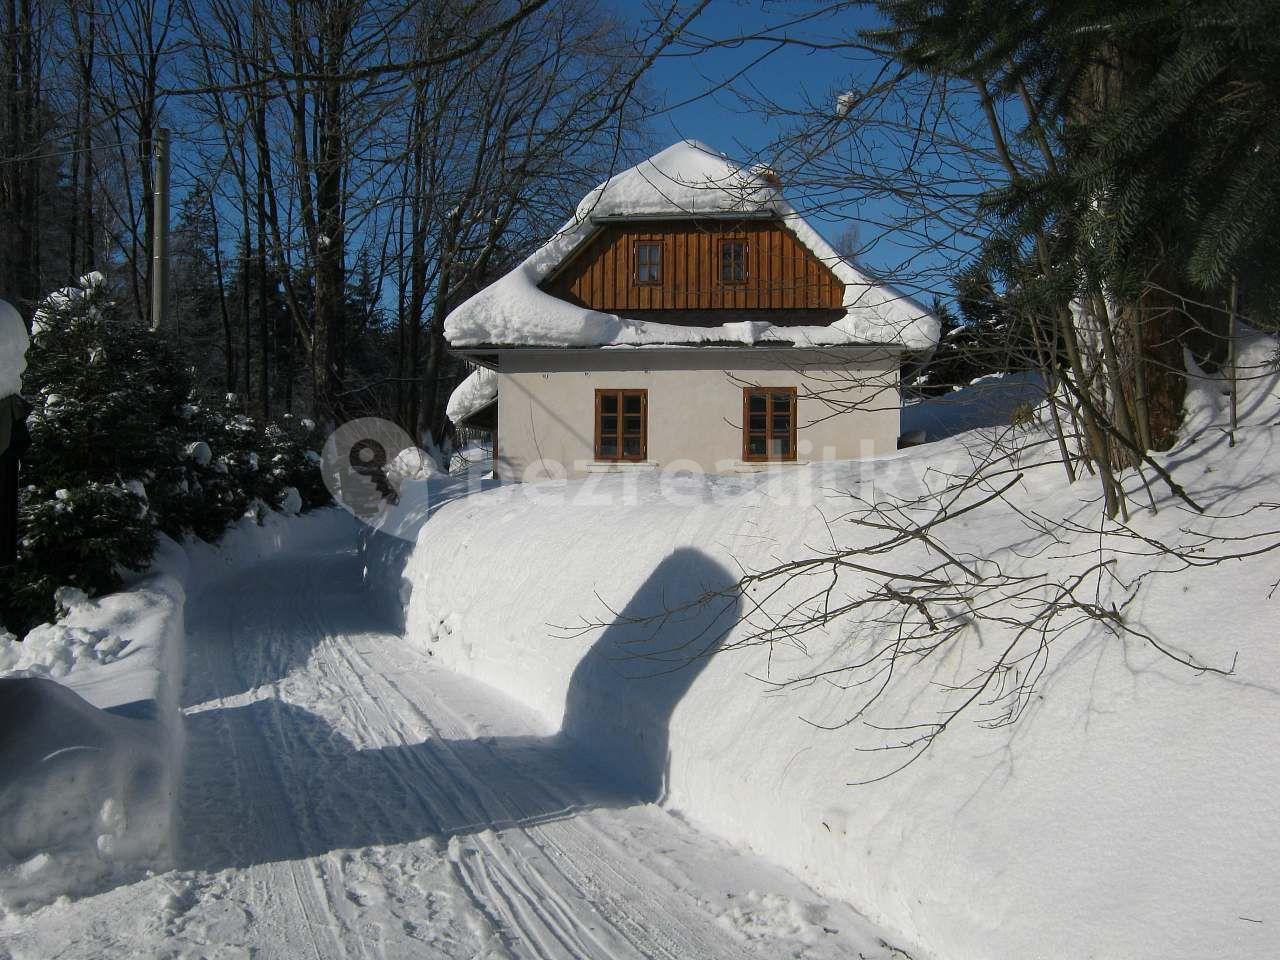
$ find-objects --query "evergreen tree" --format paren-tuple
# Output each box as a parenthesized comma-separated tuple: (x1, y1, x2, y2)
(868, 0, 1280, 458)
(0, 274, 175, 629)
(0, 274, 331, 634)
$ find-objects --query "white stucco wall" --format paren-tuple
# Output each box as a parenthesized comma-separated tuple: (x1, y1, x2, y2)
(493, 347, 901, 480)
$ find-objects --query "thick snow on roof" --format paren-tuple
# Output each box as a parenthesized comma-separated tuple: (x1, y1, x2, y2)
(444, 140, 939, 352)
(446, 367, 498, 424)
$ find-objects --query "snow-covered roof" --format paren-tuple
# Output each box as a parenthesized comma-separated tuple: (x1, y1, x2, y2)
(444, 140, 939, 352)
(446, 367, 498, 424)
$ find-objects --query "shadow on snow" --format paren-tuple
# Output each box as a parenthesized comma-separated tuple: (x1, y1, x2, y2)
(178, 547, 739, 873)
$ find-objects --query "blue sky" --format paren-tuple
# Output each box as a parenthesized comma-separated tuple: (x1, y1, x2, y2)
(637, 3, 965, 299)
(643, 3, 872, 158)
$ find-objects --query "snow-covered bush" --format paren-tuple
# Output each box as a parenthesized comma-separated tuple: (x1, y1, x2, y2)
(1, 483, 155, 634)
(167, 397, 330, 539)
(1, 274, 330, 633)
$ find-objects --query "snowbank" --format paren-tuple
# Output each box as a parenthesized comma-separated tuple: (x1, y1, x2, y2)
(0, 563, 186, 911)
(902, 370, 1046, 441)
(0, 299, 27, 398)
(445, 367, 498, 424)
(444, 140, 939, 352)
(359, 458, 502, 631)
(0, 678, 171, 910)
(387, 334, 1280, 960)
(0, 507, 354, 912)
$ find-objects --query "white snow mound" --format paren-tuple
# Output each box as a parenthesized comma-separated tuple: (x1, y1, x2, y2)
(444, 140, 939, 351)
(0, 678, 171, 911)
(387, 446, 444, 483)
(446, 367, 498, 424)
(278, 486, 303, 516)
(387, 332, 1280, 960)
(0, 298, 27, 397)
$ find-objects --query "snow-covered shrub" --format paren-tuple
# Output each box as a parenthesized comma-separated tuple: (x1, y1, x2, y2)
(253, 412, 330, 511)
(0, 483, 154, 631)
(22, 275, 193, 493)
(1, 274, 330, 633)
(170, 396, 330, 538)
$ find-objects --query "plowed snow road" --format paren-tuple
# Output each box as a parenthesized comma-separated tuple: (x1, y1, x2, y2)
(1, 534, 915, 959)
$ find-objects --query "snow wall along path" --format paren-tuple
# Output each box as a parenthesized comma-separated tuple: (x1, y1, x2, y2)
(386, 352, 1280, 960)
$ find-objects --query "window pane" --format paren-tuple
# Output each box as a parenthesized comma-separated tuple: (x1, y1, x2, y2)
(747, 393, 767, 413)
(600, 414, 617, 435)
(771, 392, 791, 411)
(722, 241, 745, 281)
(624, 415, 642, 435)
(600, 393, 618, 414)
(747, 436, 766, 456)
(772, 414, 792, 434)
(636, 243, 661, 282)
(623, 394, 642, 414)
(623, 436, 643, 458)
(770, 436, 789, 457)
(599, 438, 618, 458)
(749, 414, 767, 431)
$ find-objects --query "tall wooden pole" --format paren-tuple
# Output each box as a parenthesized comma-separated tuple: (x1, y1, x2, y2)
(150, 127, 170, 332)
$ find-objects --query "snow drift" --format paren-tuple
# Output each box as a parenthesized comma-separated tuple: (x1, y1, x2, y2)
(385, 333, 1280, 960)
(0, 507, 353, 912)
(0, 678, 171, 910)
(445, 366, 498, 424)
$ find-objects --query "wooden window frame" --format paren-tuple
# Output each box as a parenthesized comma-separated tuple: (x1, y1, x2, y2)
(633, 241, 663, 286)
(742, 387, 798, 462)
(719, 238, 748, 285)
(594, 389, 648, 462)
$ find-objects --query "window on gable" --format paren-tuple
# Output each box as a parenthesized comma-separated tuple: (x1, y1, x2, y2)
(596, 389, 647, 461)
(635, 242, 662, 285)
(743, 387, 797, 461)
(720, 239, 747, 283)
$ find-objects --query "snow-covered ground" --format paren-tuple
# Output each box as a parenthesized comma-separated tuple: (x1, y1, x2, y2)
(388, 334, 1280, 960)
(6, 335, 1278, 959)
(1, 515, 918, 959)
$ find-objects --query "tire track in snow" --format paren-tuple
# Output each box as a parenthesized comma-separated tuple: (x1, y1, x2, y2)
(321, 623, 742, 960)
(180, 595, 335, 960)
(314, 623, 632, 959)
(166, 540, 916, 960)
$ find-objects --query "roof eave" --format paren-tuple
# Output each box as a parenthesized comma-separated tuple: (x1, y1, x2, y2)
(449, 341, 908, 354)
(587, 210, 778, 223)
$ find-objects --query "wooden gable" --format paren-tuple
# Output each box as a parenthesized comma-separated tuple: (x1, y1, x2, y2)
(540, 218, 846, 320)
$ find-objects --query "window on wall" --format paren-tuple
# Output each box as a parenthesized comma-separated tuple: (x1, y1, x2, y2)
(720, 239, 747, 283)
(634, 242, 662, 284)
(743, 387, 797, 461)
(595, 389, 647, 461)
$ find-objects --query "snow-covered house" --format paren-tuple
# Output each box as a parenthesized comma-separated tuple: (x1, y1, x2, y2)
(444, 140, 939, 480)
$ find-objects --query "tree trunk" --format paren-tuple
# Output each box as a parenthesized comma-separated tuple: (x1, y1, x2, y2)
(1071, 41, 1191, 457)
(310, 0, 350, 424)
(254, 99, 270, 419)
